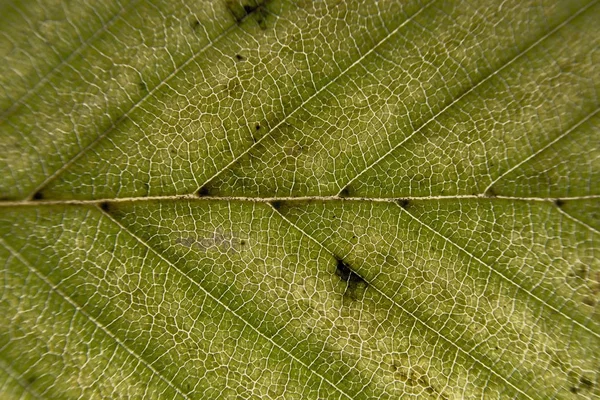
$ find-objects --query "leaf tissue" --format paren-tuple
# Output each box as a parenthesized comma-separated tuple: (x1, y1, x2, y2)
(0, 0, 598, 398)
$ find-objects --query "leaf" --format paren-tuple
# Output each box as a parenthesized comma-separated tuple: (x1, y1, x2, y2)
(0, 0, 598, 398)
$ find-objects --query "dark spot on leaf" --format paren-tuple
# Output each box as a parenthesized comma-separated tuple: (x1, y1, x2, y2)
(255, 7, 268, 30)
(235, 54, 245, 61)
(571, 386, 578, 394)
(335, 258, 365, 285)
(583, 297, 595, 306)
(270, 200, 282, 210)
(240, 240, 246, 245)
(555, 199, 565, 208)
(484, 187, 497, 198)
(32, 191, 44, 200)
(225, 0, 269, 24)
(191, 19, 200, 30)
(197, 186, 211, 197)
(339, 187, 350, 197)
(580, 376, 593, 388)
(26, 374, 37, 384)
(99, 201, 111, 212)
(255, 123, 261, 131)
(397, 199, 410, 209)
(139, 80, 148, 92)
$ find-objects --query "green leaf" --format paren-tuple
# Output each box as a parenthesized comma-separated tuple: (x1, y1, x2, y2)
(0, 0, 598, 398)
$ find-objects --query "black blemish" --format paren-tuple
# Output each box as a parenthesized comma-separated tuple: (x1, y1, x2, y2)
(397, 199, 410, 209)
(26, 375, 37, 385)
(240, 240, 246, 245)
(335, 258, 365, 285)
(255, 123, 261, 131)
(191, 19, 200, 31)
(335, 258, 367, 301)
(555, 199, 565, 208)
(235, 54, 245, 61)
(484, 187, 497, 198)
(570, 386, 579, 394)
(197, 186, 211, 197)
(339, 187, 350, 197)
(99, 201, 111, 212)
(270, 200, 282, 210)
(32, 191, 44, 200)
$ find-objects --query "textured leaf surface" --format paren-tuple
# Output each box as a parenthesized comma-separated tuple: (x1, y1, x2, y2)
(0, 0, 599, 398)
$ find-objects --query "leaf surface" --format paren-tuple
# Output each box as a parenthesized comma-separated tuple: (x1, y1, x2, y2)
(0, 0, 598, 398)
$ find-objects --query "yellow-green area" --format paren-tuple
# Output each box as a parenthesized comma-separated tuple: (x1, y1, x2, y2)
(0, 0, 598, 398)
